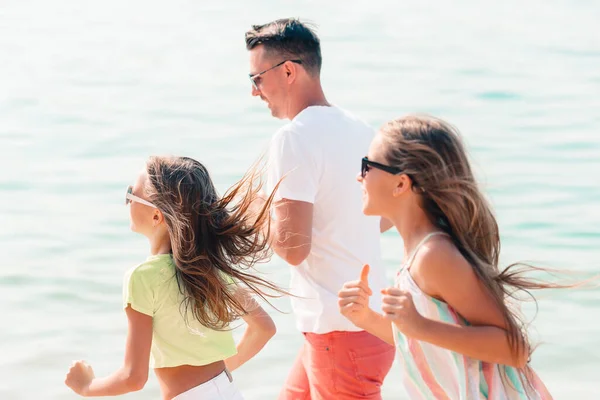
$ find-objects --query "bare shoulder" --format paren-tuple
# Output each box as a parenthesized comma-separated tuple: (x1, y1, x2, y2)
(410, 235, 475, 299)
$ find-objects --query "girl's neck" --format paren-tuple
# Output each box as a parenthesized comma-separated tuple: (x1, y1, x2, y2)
(388, 203, 441, 261)
(149, 232, 172, 255)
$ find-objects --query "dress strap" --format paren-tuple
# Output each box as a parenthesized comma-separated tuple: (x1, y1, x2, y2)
(404, 232, 449, 269)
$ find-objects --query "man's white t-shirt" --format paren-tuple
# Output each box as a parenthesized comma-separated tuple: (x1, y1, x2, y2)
(267, 105, 386, 334)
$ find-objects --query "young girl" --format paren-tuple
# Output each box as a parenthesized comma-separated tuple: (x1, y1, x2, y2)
(338, 115, 554, 399)
(65, 156, 284, 399)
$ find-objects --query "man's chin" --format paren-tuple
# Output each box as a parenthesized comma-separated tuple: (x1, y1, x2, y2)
(270, 107, 284, 119)
(263, 101, 284, 119)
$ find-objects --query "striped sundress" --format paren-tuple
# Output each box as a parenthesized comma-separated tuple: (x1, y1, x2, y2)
(392, 232, 551, 400)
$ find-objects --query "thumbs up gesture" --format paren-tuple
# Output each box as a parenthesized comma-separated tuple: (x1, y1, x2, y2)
(338, 265, 373, 329)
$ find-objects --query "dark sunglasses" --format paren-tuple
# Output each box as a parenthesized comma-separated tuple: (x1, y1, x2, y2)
(249, 59, 303, 90)
(361, 157, 403, 178)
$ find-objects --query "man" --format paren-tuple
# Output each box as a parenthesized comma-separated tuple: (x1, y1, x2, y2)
(245, 18, 395, 400)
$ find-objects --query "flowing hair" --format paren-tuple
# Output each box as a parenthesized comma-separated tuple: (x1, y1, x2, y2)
(379, 115, 576, 393)
(143, 156, 284, 330)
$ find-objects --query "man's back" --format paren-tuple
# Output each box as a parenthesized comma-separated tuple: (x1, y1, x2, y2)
(268, 105, 385, 333)
(248, 18, 395, 399)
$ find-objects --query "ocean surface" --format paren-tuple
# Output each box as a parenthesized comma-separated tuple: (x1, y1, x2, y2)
(1, 1, 599, 398)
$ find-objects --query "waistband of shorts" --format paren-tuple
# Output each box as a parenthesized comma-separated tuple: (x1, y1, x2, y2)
(172, 369, 233, 399)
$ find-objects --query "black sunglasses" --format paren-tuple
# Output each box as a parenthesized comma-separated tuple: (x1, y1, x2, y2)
(361, 157, 403, 178)
(249, 59, 303, 90)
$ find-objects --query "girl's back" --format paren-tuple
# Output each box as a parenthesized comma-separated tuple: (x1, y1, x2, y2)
(124, 254, 236, 369)
(394, 234, 548, 400)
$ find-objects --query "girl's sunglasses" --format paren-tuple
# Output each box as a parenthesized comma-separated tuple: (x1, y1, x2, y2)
(361, 157, 403, 178)
(125, 186, 156, 208)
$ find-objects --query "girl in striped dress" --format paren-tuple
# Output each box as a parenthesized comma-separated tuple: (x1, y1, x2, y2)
(338, 115, 554, 399)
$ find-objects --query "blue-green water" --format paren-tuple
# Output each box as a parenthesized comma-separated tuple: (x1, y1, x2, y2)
(1, 1, 599, 399)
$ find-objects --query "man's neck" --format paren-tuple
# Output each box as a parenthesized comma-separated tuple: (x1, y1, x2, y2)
(287, 83, 330, 120)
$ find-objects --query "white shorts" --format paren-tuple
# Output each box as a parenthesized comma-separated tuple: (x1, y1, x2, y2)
(173, 370, 244, 400)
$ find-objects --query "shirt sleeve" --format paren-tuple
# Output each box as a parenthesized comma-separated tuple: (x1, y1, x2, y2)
(123, 267, 155, 316)
(267, 127, 320, 203)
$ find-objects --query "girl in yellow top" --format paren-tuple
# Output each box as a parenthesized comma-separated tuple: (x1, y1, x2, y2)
(65, 156, 284, 399)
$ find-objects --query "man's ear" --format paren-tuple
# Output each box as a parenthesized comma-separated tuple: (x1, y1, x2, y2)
(285, 62, 297, 82)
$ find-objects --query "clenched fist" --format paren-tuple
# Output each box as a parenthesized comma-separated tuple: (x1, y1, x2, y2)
(381, 287, 426, 337)
(65, 360, 95, 396)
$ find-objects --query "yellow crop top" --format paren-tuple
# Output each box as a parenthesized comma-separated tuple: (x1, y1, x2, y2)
(122, 254, 237, 368)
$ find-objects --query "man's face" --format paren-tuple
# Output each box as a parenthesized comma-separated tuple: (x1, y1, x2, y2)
(248, 46, 289, 119)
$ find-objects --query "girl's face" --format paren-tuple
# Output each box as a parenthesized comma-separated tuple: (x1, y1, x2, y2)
(126, 170, 161, 236)
(357, 133, 405, 218)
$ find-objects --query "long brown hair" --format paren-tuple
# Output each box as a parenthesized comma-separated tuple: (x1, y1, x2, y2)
(144, 156, 283, 330)
(379, 115, 570, 392)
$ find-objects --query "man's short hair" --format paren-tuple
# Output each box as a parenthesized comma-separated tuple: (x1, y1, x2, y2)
(245, 18, 322, 76)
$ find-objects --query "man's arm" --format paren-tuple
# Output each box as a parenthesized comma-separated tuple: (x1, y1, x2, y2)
(262, 128, 316, 266)
(269, 199, 313, 266)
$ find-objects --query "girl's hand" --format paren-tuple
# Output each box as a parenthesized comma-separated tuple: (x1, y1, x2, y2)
(338, 264, 374, 329)
(65, 360, 95, 396)
(381, 287, 427, 338)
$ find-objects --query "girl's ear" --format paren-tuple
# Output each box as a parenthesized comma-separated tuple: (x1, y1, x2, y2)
(153, 209, 164, 227)
(392, 174, 412, 197)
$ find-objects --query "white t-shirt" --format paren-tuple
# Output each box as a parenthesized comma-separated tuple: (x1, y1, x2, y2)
(267, 105, 385, 334)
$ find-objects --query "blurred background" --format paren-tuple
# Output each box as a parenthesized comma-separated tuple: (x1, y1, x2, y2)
(1, 0, 599, 398)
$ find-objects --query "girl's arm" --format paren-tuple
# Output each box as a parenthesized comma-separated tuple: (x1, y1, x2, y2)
(382, 239, 528, 368)
(355, 309, 395, 345)
(338, 264, 395, 345)
(224, 288, 276, 372)
(384, 302, 527, 368)
(65, 306, 153, 396)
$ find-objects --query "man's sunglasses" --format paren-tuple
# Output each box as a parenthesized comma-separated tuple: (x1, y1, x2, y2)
(249, 59, 303, 90)
(125, 186, 156, 208)
(361, 157, 403, 178)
